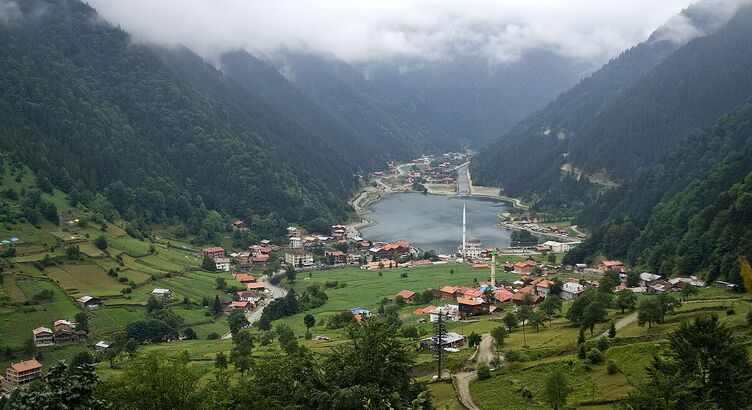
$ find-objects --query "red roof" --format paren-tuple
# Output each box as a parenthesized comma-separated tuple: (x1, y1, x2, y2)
(514, 261, 537, 268)
(234, 273, 256, 283)
(202, 247, 224, 253)
(472, 263, 490, 270)
(519, 285, 536, 295)
(231, 300, 249, 308)
(327, 250, 345, 257)
(602, 260, 624, 267)
(413, 305, 437, 315)
(253, 254, 269, 262)
(354, 314, 363, 322)
(245, 283, 266, 290)
(9, 359, 42, 373)
(459, 287, 482, 298)
(382, 241, 410, 251)
(536, 280, 553, 289)
(494, 289, 514, 302)
(396, 290, 416, 299)
(457, 298, 483, 306)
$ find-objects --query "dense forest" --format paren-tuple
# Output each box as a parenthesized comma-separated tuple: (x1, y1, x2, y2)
(0, 0, 382, 241)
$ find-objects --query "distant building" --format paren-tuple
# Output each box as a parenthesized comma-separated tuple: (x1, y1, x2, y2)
(76, 295, 102, 310)
(513, 261, 538, 275)
(464, 237, 482, 260)
(326, 250, 346, 265)
(151, 288, 172, 300)
(231, 220, 249, 232)
(214, 257, 231, 272)
(201, 247, 225, 260)
(535, 280, 554, 298)
(3, 359, 43, 393)
(289, 236, 304, 249)
(233, 273, 256, 284)
(419, 332, 466, 350)
(599, 260, 625, 273)
(94, 341, 111, 352)
(396, 290, 416, 303)
(285, 251, 313, 267)
(457, 298, 492, 318)
(32, 327, 54, 347)
(560, 282, 585, 300)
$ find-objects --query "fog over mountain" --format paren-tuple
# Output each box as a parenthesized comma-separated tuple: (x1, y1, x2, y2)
(88, 0, 698, 67)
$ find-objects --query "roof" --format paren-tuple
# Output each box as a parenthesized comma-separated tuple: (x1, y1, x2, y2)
(536, 280, 553, 289)
(396, 290, 416, 299)
(95, 341, 110, 349)
(76, 295, 97, 304)
(562, 282, 585, 294)
(421, 332, 464, 345)
(231, 300, 249, 308)
(459, 287, 482, 298)
(440, 286, 458, 294)
(54, 319, 72, 327)
(234, 273, 256, 282)
(246, 283, 266, 290)
(514, 261, 537, 268)
(351, 307, 369, 315)
(253, 254, 269, 262)
(9, 359, 42, 373)
(326, 250, 345, 257)
(382, 241, 410, 251)
(214, 257, 230, 263)
(152, 288, 171, 294)
(457, 298, 483, 306)
(494, 289, 514, 302)
(33, 327, 52, 335)
(202, 247, 224, 253)
(602, 260, 624, 267)
(640, 272, 662, 282)
(413, 305, 437, 315)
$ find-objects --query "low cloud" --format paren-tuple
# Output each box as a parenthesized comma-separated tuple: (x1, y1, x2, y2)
(0, 0, 21, 24)
(87, 0, 738, 65)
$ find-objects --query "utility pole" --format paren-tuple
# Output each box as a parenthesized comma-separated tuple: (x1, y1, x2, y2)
(433, 311, 446, 380)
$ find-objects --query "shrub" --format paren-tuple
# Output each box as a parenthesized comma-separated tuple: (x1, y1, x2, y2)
(596, 337, 610, 351)
(607, 360, 619, 374)
(477, 363, 491, 380)
(586, 348, 603, 364)
(504, 350, 525, 363)
(206, 332, 220, 340)
(726, 308, 735, 316)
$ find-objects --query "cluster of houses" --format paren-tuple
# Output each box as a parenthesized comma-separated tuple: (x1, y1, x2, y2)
(500, 218, 587, 242)
(284, 225, 355, 269)
(32, 319, 86, 347)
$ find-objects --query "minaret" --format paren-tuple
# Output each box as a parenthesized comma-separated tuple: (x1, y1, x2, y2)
(490, 250, 496, 287)
(462, 204, 467, 260)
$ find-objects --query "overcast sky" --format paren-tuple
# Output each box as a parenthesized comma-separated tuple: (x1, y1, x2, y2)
(87, 0, 740, 65)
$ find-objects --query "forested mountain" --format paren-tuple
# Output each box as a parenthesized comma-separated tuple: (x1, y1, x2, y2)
(0, 0, 359, 240)
(566, 99, 752, 283)
(472, 2, 752, 200)
(265, 52, 435, 157)
(366, 50, 592, 147)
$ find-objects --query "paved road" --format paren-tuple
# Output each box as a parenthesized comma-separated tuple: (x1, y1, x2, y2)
(454, 334, 493, 410)
(222, 274, 288, 339)
(456, 163, 471, 196)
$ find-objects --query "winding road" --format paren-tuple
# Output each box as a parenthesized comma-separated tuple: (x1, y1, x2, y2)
(454, 334, 494, 410)
(222, 274, 288, 339)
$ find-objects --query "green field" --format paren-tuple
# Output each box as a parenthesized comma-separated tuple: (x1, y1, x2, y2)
(46, 264, 124, 296)
(0, 278, 83, 348)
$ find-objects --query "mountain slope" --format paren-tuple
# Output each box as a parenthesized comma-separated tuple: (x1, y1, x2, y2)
(0, 0, 354, 238)
(472, 2, 752, 199)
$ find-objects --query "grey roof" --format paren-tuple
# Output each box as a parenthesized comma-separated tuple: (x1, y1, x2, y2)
(421, 332, 464, 345)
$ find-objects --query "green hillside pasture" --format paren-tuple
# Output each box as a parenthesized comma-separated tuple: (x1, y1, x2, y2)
(470, 360, 608, 409)
(605, 341, 666, 387)
(89, 306, 146, 338)
(112, 271, 239, 306)
(0, 278, 82, 348)
(78, 242, 106, 258)
(428, 382, 463, 410)
(172, 306, 229, 339)
(135, 254, 185, 272)
(46, 264, 123, 297)
(2, 273, 27, 302)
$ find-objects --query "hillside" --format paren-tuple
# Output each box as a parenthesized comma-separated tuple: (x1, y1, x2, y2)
(471, 2, 752, 202)
(0, 0, 369, 242)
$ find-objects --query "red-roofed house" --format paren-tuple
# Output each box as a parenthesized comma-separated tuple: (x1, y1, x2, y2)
(326, 250, 346, 265)
(536, 280, 554, 298)
(245, 283, 266, 291)
(252, 254, 269, 264)
(234, 273, 256, 284)
(413, 305, 437, 315)
(396, 290, 416, 303)
(599, 260, 625, 273)
(512, 292, 542, 306)
(201, 247, 225, 260)
(494, 289, 514, 303)
(472, 263, 490, 270)
(457, 298, 491, 318)
(513, 261, 538, 275)
(232, 220, 249, 232)
(440, 286, 459, 300)
(458, 287, 482, 298)
(231, 300, 250, 311)
(4, 359, 42, 392)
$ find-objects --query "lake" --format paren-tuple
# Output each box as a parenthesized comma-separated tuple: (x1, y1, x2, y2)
(360, 193, 512, 253)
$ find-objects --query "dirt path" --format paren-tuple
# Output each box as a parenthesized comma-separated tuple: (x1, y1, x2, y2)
(599, 311, 638, 338)
(454, 334, 493, 410)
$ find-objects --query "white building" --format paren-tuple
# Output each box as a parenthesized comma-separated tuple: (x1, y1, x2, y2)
(285, 251, 314, 267)
(464, 237, 482, 260)
(541, 241, 581, 253)
(151, 288, 172, 300)
(214, 257, 231, 272)
(559, 282, 585, 300)
(289, 236, 303, 249)
(429, 305, 460, 322)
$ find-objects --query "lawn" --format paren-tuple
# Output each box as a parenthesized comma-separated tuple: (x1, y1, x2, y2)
(46, 264, 124, 297)
(605, 341, 666, 387)
(0, 278, 83, 348)
(428, 381, 463, 410)
(470, 360, 606, 409)
(88, 306, 147, 338)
